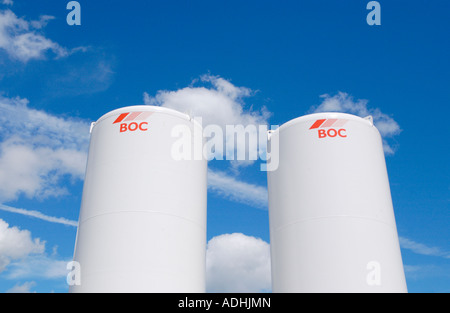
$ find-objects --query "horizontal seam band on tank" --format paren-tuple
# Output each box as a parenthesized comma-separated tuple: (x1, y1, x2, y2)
(78, 210, 206, 230)
(272, 214, 397, 233)
(72, 267, 207, 278)
(70, 268, 206, 278)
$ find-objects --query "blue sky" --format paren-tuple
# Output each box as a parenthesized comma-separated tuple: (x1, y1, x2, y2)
(0, 0, 448, 293)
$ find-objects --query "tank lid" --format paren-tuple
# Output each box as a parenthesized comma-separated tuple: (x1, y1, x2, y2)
(95, 105, 194, 124)
(277, 112, 374, 132)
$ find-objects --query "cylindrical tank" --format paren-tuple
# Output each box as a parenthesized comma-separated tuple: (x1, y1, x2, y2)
(267, 112, 407, 293)
(70, 105, 207, 293)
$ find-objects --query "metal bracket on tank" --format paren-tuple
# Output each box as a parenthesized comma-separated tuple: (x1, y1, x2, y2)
(186, 109, 193, 121)
(364, 115, 374, 126)
(89, 122, 96, 134)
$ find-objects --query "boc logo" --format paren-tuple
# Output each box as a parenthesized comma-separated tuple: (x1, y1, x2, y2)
(309, 119, 348, 139)
(113, 112, 153, 133)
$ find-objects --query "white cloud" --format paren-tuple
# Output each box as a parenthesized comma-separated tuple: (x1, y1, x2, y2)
(0, 218, 70, 284)
(1, 0, 13, 6)
(399, 237, 450, 259)
(0, 219, 45, 273)
(6, 281, 36, 293)
(206, 233, 271, 293)
(144, 74, 271, 165)
(0, 9, 68, 62)
(5, 254, 69, 280)
(311, 92, 401, 154)
(208, 169, 268, 209)
(30, 15, 54, 29)
(0, 96, 90, 202)
(145, 74, 269, 128)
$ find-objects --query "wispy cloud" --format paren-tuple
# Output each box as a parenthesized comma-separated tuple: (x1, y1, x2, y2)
(5, 281, 36, 293)
(0, 9, 70, 62)
(208, 168, 268, 209)
(311, 92, 401, 154)
(0, 204, 78, 227)
(29, 15, 54, 30)
(0, 7, 88, 63)
(5, 254, 69, 280)
(44, 53, 115, 97)
(1, 0, 13, 6)
(399, 236, 450, 259)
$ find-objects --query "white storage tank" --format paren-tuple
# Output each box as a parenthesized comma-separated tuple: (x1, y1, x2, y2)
(70, 105, 207, 293)
(267, 112, 407, 293)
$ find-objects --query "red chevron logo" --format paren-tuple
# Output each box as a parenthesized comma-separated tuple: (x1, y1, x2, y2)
(113, 111, 153, 124)
(309, 118, 348, 129)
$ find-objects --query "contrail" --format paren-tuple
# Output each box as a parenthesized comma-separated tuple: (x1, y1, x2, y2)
(0, 204, 78, 227)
